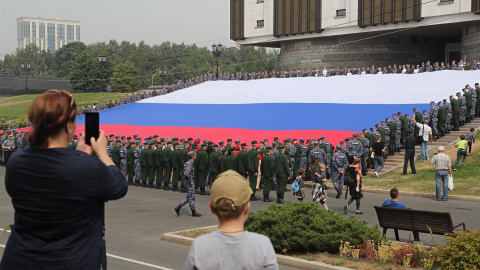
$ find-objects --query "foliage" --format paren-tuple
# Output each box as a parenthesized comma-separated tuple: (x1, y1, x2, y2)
(2, 41, 279, 91)
(244, 202, 386, 254)
(434, 230, 480, 270)
(341, 239, 435, 269)
(111, 61, 139, 93)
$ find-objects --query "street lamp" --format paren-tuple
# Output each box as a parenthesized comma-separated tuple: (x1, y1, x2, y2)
(152, 69, 167, 87)
(20, 63, 31, 93)
(211, 43, 223, 79)
(98, 56, 107, 92)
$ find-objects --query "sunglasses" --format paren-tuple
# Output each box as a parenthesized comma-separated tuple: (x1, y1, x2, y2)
(46, 89, 74, 108)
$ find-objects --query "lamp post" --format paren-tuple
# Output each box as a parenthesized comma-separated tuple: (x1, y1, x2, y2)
(20, 63, 31, 93)
(211, 43, 223, 79)
(98, 56, 107, 92)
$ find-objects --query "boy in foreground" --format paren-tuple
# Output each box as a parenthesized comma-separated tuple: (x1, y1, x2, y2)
(185, 170, 278, 270)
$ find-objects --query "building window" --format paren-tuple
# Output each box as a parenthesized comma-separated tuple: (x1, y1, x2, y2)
(47, 23, 55, 52)
(39, 23, 45, 39)
(257, 0, 264, 2)
(336, 9, 346, 17)
(67, 25, 74, 40)
(257, 20, 264, 27)
(57, 24, 65, 40)
(24, 22, 31, 39)
(32, 22, 36, 39)
(76, 25, 81, 41)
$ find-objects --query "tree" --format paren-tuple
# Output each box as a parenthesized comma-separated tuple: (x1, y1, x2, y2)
(111, 61, 139, 93)
(54, 42, 86, 77)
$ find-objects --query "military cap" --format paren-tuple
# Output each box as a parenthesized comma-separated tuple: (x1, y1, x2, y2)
(219, 141, 224, 145)
(113, 135, 119, 139)
(397, 112, 402, 115)
(300, 138, 305, 142)
(392, 114, 398, 117)
(475, 83, 479, 86)
(251, 140, 257, 144)
(265, 146, 272, 150)
(456, 92, 461, 95)
(264, 139, 268, 142)
(149, 142, 155, 146)
(121, 136, 126, 139)
(320, 136, 325, 140)
(449, 95, 454, 98)
(274, 137, 278, 140)
(430, 101, 435, 105)
(407, 128, 413, 133)
(109, 134, 114, 137)
(287, 137, 292, 141)
(443, 99, 447, 102)
(173, 142, 179, 146)
(123, 141, 129, 145)
(192, 143, 197, 147)
(235, 140, 240, 143)
(108, 139, 113, 143)
(172, 137, 178, 141)
(314, 141, 319, 146)
(161, 138, 165, 142)
(201, 143, 206, 147)
(353, 133, 358, 138)
(167, 141, 172, 145)
(180, 138, 185, 142)
(213, 144, 218, 148)
(272, 142, 278, 146)
(188, 137, 193, 141)
(241, 143, 247, 147)
(336, 144, 342, 149)
(195, 137, 201, 141)
(465, 84, 470, 88)
(345, 138, 350, 141)
(227, 138, 232, 142)
(116, 139, 121, 143)
(127, 137, 131, 140)
(221, 148, 228, 152)
(187, 151, 196, 158)
(153, 135, 158, 138)
(229, 147, 235, 152)
(278, 145, 285, 150)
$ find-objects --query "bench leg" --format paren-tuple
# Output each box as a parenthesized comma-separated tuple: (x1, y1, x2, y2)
(394, 229, 399, 241)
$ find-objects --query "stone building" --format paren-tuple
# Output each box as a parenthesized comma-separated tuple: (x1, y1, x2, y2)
(230, 0, 480, 70)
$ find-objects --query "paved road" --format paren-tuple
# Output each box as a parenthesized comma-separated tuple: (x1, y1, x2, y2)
(0, 166, 478, 269)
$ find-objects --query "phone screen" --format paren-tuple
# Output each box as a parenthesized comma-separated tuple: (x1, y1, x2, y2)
(85, 112, 99, 146)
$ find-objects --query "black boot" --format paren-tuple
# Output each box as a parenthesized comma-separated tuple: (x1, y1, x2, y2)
(172, 185, 179, 192)
(174, 205, 182, 216)
(141, 181, 147, 187)
(200, 189, 210, 195)
(148, 183, 154, 188)
(263, 195, 272, 202)
(164, 183, 171, 190)
(134, 181, 140, 186)
(191, 209, 202, 217)
(128, 181, 133, 185)
(250, 194, 259, 201)
(156, 184, 162, 189)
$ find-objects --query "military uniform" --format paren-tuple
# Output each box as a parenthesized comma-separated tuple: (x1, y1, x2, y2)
(237, 148, 248, 178)
(171, 145, 182, 191)
(400, 114, 408, 144)
(154, 145, 164, 188)
(141, 144, 149, 186)
(451, 96, 460, 130)
(147, 144, 156, 187)
(458, 94, 467, 125)
(261, 149, 274, 202)
(247, 143, 259, 198)
(388, 119, 398, 152)
(331, 148, 348, 197)
(195, 147, 209, 194)
(127, 144, 135, 185)
(162, 144, 173, 189)
(403, 131, 417, 175)
(275, 146, 290, 203)
(346, 137, 363, 159)
(464, 90, 472, 122)
(438, 104, 446, 136)
(120, 143, 128, 178)
(299, 141, 308, 171)
(134, 144, 142, 185)
(113, 143, 121, 169)
(429, 104, 439, 138)
(175, 157, 201, 216)
(208, 148, 220, 185)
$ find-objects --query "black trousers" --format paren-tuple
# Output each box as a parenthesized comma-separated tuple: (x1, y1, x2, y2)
(3, 151, 13, 166)
(403, 149, 416, 174)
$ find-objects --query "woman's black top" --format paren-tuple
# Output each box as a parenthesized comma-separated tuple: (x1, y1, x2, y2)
(1, 147, 128, 270)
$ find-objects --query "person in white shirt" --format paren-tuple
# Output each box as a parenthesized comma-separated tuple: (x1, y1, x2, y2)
(413, 65, 419, 74)
(413, 117, 433, 160)
(377, 68, 382, 75)
(401, 65, 407, 74)
(322, 67, 328, 77)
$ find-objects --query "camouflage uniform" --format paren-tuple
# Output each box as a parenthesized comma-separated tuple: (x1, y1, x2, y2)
(445, 102, 453, 132)
(459, 95, 467, 123)
(134, 145, 142, 184)
(309, 147, 326, 165)
(120, 144, 128, 178)
(178, 161, 196, 210)
(383, 126, 391, 154)
(287, 144, 296, 179)
(394, 119, 402, 148)
(299, 143, 308, 171)
(331, 150, 348, 195)
(346, 138, 363, 159)
(107, 144, 114, 160)
(324, 141, 333, 175)
(429, 106, 439, 136)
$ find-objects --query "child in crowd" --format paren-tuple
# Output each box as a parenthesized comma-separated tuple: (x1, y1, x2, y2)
(185, 170, 278, 270)
(465, 128, 476, 156)
(293, 169, 305, 201)
(454, 134, 469, 171)
(312, 164, 329, 210)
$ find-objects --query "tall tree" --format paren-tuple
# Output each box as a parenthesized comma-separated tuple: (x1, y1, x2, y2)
(111, 61, 139, 93)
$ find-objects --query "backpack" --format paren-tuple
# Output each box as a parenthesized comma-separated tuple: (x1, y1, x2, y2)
(344, 173, 356, 188)
(291, 179, 300, 193)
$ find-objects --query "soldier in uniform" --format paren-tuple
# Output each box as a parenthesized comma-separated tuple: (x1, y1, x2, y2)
(195, 144, 209, 195)
(162, 141, 173, 190)
(363, 129, 374, 168)
(399, 112, 408, 145)
(358, 133, 369, 176)
(275, 145, 289, 204)
(237, 143, 248, 178)
(331, 145, 348, 198)
(346, 133, 363, 161)
(247, 141, 260, 201)
(219, 148, 228, 173)
(134, 141, 142, 186)
(287, 140, 296, 179)
(107, 139, 114, 160)
(226, 148, 237, 171)
(171, 142, 181, 191)
(299, 138, 308, 171)
(413, 108, 423, 137)
(476, 83, 480, 117)
(174, 151, 202, 217)
(450, 95, 460, 131)
(403, 129, 417, 175)
(463, 88, 472, 123)
(457, 92, 467, 126)
(381, 121, 391, 156)
(154, 141, 164, 189)
(261, 146, 274, 202)
(120, 142, 128, 179)
(429, 101, 440, 140)
(147, 142, 156, 188)
(209, 144, 220, 185)
(388, 116, 398, 154)
(443, 99, 453, 134)
(141, 141, 149, 187)
(438, 101, 446, 137)
(113, 140, 121, 169)
(127, 142, 135, 185)
(309, 141, 326, 167)
(18, 119, 27, 129)
(466, 84, 477, 120)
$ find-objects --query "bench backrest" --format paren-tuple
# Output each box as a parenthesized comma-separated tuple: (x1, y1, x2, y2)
(374, 206, 454, 234)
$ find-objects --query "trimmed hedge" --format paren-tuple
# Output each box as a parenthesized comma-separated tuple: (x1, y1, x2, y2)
(245, 202, 387, 254)
(435, 230, 480, 270)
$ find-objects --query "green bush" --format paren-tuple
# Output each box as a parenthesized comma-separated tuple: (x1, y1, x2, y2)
(435, 230, 480, 270)
(244, 202, 387, 254)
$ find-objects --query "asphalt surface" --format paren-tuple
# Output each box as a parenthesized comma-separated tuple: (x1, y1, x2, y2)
(0, 166, 479, 270)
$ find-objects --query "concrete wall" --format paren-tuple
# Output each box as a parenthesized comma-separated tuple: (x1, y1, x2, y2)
(461, 23, 480, 62)
(0, 76, 73, 96)
(279, 34, 446, 70)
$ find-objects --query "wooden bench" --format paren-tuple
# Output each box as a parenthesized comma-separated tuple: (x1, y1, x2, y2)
(374, 206, 466, 241)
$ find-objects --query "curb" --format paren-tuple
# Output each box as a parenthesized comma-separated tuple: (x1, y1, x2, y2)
(304, 182, 480, 202)
(162, 227, 354, 270)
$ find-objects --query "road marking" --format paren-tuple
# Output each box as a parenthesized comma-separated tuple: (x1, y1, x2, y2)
(0, 233, 173, 270)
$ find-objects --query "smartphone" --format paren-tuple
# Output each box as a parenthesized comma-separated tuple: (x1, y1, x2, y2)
(85, 112, 99, 145)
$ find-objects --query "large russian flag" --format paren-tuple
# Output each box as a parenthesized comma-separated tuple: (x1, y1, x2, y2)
(76, 70, 479, 145)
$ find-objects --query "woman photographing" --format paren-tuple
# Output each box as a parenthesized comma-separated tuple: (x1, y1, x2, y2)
(1, 89, 128, 270)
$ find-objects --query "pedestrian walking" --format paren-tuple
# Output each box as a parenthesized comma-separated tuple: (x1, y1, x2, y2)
(430, 146, 452, 201)
(453, 135, 469, 171)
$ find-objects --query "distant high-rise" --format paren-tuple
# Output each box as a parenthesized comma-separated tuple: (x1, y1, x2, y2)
(17, 17, 81, 53)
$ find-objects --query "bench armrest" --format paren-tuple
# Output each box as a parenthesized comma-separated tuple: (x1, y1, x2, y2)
(453, 223, 466, 231)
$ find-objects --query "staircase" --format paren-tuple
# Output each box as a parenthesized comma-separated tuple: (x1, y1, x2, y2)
(370, 119, 480, 176)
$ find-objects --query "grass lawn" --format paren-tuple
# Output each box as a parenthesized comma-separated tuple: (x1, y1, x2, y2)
(363, 133, 480, 197)
(0, 93, 125, 124)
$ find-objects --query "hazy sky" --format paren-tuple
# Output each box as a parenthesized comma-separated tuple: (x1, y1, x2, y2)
(0, 0, 236, 57)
